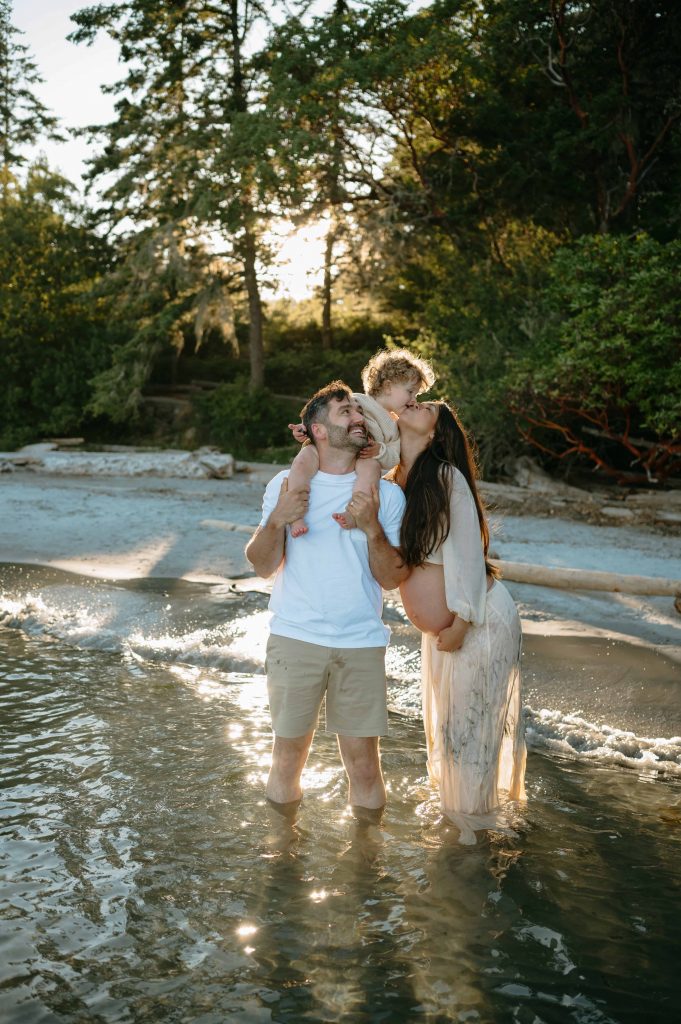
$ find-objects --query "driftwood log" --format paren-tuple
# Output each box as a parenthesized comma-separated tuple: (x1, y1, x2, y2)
(489, 560, 680, 597)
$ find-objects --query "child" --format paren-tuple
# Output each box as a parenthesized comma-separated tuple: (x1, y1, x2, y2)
(287, 348, 436, 536)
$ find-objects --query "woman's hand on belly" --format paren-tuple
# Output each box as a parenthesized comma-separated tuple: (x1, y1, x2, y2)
(436, 616, 471, 652)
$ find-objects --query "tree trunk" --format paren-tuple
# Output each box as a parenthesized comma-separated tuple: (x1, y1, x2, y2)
(491, 559, 681, 597)
(321, 226, 335, 350)
(243, 226, 264, 390)
(230, 1, 264, 390)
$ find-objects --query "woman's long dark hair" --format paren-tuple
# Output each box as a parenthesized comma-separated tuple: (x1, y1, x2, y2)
(400, 401, 497, 576)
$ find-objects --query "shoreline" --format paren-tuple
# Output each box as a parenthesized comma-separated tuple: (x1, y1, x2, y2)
(2, 468, 680, 659)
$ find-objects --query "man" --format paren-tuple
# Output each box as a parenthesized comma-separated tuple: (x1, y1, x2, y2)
(245, 381, 408, 815)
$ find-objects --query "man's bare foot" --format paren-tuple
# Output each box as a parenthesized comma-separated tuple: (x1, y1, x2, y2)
(290, 519, 308, 538)
(332, 511, 356, 530)
(266, 796, 302, 822)
(350, 803, 385, 825)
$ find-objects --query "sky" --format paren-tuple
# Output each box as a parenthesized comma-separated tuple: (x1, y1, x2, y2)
(13, 0, 120, 187)
(12, 0, 326, 299)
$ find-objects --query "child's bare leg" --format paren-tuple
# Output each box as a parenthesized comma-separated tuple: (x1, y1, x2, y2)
(288, 445, 319, 537)
(332, 459, 382, 530)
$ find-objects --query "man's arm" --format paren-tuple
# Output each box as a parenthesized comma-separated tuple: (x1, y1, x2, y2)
(245, 478, 308, 578)
(351, 486, 409, 590)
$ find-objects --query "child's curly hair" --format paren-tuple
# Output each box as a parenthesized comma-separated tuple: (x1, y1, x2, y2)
(361, 348, 436, 398)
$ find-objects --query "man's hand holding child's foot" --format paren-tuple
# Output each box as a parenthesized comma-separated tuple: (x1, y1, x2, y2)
(333, 489, 380, 531)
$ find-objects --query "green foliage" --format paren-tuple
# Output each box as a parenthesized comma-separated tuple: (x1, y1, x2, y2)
(2, 0, 678, 480)
(193, 382, 297, 459)
(86, 224, 237, 422)
(507, 234, 681, 481)
(368, 0, 681, 241)
(0, 164, 119, 445)
(373, 219, 560, 473)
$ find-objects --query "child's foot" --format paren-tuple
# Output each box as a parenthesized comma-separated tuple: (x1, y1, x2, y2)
(332, 510, 356, 530)
(290, 519, 308, 538)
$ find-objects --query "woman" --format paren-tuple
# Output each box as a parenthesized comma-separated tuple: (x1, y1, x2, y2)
(393, 400, 526, 844)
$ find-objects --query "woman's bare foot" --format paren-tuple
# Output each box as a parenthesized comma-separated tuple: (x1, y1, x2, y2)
(290, 518, 308, 538)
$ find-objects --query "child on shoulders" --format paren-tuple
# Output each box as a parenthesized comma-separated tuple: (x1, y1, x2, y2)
(287, 348, 436, 536)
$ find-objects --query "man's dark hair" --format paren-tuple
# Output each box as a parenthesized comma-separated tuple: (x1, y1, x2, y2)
(300, 381, 353, 446)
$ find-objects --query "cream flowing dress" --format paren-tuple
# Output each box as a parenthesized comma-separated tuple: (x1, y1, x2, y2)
(421, 467, 526, 844)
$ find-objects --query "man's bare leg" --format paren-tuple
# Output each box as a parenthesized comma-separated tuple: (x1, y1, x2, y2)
(337, 735, 386, 813)
(266, 731, 315, 804)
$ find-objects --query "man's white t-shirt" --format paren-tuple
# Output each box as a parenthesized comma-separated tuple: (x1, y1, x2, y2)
(259, 470, 406, 648)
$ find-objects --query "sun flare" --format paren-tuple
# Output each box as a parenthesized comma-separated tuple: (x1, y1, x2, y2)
(264, 218, 329, 301)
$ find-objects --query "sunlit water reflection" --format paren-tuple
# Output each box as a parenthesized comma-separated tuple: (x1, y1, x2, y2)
(2, 565, 681, 1022)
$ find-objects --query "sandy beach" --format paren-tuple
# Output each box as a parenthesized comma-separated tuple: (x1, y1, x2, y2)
(2, 464, 680, 654)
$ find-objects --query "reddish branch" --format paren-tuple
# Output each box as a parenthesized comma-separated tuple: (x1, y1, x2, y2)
(512, 393, 681, 485)
(550, 4, 680, 229)
(614, 113, 681, 219)
(550, 0, 589, 127)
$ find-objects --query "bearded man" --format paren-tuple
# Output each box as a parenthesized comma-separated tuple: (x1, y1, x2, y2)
(245, 380, 406, 816)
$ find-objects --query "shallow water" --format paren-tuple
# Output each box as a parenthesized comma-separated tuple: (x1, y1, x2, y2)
(2, 565, 681, 1023)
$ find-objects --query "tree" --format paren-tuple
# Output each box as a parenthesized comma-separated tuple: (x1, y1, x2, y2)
(265, 0, 420, 348)
(507, 234, 681, 483)
(322, 0, 681, 471)
(0, 0, 62, 198)
(266, 1, 355, 349)
(69, 0, 277, 394)
(191, 0, 275, 388)
(86, 225, 237, 422)
(362, 0, 681, 242)
(0, 163, 116, 445)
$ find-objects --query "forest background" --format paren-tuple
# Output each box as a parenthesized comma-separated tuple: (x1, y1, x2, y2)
(1, 0, 680, 486)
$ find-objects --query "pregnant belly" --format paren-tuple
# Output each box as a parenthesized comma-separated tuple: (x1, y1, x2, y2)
(399, 563, 453, 635)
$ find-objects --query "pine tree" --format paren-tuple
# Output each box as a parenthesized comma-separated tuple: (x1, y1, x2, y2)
(69, 0, 279, 393)
(266, 0, 418, 346)
(265, 1, 362, 348)
(0, 0, 62, 197)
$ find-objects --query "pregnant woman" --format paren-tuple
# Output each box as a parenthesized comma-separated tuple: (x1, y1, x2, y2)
(392, 400, 526, 844)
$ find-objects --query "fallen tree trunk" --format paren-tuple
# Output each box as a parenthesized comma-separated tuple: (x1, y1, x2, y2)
(491, 560, 680, 597)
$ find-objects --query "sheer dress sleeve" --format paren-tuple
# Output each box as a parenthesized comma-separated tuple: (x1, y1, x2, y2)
(440, 468, 488, 627)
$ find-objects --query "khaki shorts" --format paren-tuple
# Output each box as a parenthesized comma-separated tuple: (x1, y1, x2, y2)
(266, 634, 388, 739)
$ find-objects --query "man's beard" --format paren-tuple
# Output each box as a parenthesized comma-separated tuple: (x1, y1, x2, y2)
(326, 422, 368, 452)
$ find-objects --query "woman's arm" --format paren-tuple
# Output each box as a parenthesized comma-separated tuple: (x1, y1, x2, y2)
(440, 468, 488, 628)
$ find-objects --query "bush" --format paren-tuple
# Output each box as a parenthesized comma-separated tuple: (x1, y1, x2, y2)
(507, 234, 681, 484)
(193, 382, 300, 458)
(378, 222, 558, 476)
(263, 346, 377, 398)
